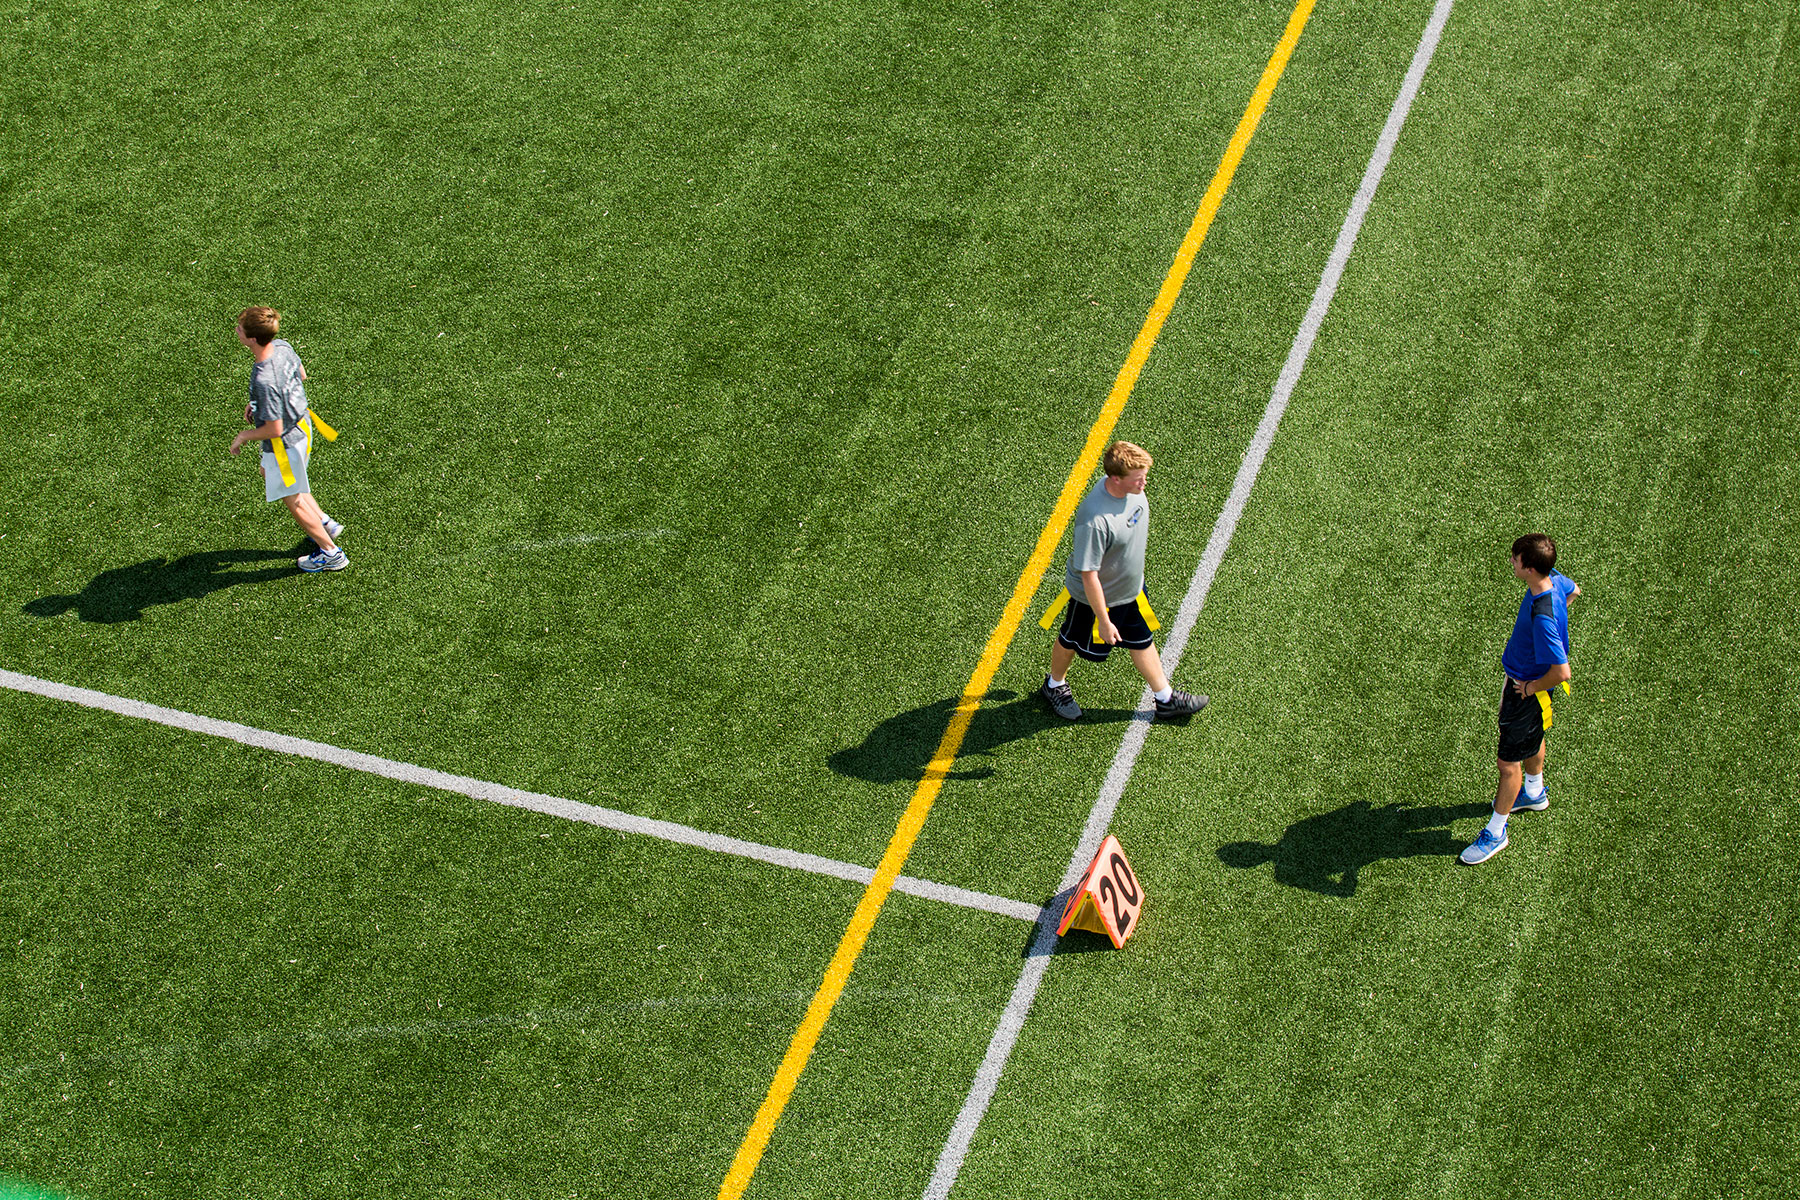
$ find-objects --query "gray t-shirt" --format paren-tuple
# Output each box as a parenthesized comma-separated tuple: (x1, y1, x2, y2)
(1064, 477, 1149, 607)
(248, 339, 309, 453)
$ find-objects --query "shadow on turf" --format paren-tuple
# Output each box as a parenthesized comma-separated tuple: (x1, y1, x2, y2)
(1216, 800, 1491, 897)
(22, 547, 303, 623)
(828, 689, 1138, 784)
(1017, 886, 1122, 957)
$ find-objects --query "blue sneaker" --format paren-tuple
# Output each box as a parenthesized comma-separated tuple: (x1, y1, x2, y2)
(298, 547, 349, 573)
(1513, 786, 1550, 812)
(322, 515, 345, 542)
(1459, 826, 1508, 865)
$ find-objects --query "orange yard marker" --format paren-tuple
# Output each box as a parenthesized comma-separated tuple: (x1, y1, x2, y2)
(1056, 835, 1145, 948)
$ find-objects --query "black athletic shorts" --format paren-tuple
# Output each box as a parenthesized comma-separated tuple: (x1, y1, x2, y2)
(1497, 678, 1548, 763)
(1057, 591, 1156, 662)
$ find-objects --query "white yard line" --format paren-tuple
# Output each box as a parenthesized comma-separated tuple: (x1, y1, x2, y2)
(0, 668, 1042, 925)
(922, 2, 1458, 1194)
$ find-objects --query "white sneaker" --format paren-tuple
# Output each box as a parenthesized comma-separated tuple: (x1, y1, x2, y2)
(298, 547, 349, 572)
(322, 516, 345, 542)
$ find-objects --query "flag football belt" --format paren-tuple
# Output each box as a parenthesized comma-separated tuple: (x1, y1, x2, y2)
(1037, 586, 1161, 644)
(268, 408, 339, 488)
(1519, 677, 1573, 730)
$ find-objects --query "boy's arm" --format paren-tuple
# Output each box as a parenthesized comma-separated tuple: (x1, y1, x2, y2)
(1514, 662, 1572, 697)
(1558, 570, 1580, 605)
(231, 419, 282, 456)
(1079, 569, 1119, 644)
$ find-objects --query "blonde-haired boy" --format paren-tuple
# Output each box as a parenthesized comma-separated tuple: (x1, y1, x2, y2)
(1041, 441, 1205, 721)
(228, 307, 348, 572)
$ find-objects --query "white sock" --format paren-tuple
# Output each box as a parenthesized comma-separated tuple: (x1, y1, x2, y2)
(1048, 676, 1067, 688)
(1485, 811, 1509, 838)
(1524, 772, 1544, 796)
(1153, 687, 1173, 703)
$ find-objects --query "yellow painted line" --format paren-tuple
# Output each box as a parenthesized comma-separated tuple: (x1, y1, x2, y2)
(717, 3, 1317, 1195)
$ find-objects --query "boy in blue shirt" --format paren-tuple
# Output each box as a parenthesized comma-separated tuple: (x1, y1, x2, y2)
(1461, 533, 1579, 865)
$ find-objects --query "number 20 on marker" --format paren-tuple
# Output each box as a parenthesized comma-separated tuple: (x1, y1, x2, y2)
(1056, 835, 1145, 948)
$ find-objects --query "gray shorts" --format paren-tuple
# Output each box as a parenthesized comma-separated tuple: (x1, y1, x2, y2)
(260, 423, 313, 502)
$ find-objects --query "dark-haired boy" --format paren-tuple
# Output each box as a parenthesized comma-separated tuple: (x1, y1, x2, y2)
(1461, 533, 1579, 865)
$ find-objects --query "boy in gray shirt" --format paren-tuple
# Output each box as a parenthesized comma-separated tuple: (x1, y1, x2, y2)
(1040, 441, 1205, 721)
(228, 307, 348, 572)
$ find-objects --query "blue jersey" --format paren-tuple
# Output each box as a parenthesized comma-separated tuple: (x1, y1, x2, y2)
(1501, 571, 1572, 681)
(1550, 571, 1576, 655)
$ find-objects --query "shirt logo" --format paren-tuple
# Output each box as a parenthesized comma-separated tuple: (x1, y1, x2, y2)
(1127, 506, 1143, 528)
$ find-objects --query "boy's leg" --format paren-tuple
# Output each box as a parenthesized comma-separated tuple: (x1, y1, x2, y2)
(295, 492, 344, 541)
(1515, 738, 1550, 809)
(1494, 755, 1526, 816)
(1040, 641, 1083, 719)
(1129, 643, 1207, 718)
(1524, 741, 1547, 776)
(1460, 756, 1522, 864)
(1468, 686, 1542, 864)
(1127, 645, 1171, 693)
(299, 492, 326, 529)
(283, 493, 336, 551)
(1041, 612, 1091, 720)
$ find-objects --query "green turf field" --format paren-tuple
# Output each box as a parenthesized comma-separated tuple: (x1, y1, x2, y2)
(3, 0, 1796, 1196)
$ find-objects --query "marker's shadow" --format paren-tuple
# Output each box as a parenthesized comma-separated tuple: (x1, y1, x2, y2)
(1015, 886, 1128, 958)
(828, 690, 1138, 784)
(23, 547, 302, 624)
(1218, 800, 1491, 897)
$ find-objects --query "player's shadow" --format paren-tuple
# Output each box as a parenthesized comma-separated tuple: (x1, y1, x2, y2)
(1217, 800, 1491, 898)
(828, 689, 1139, 784)
(22, 548, 301, 624)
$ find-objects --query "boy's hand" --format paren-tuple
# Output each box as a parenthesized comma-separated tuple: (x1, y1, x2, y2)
(234, 417, 282, 456)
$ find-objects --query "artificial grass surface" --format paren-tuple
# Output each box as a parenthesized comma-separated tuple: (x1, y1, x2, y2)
(3, 0, 1796, 1196)
(1, 687, 851, 1198)
(6, 0, 1289, 864)
(943, 0, 1800, 1196)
